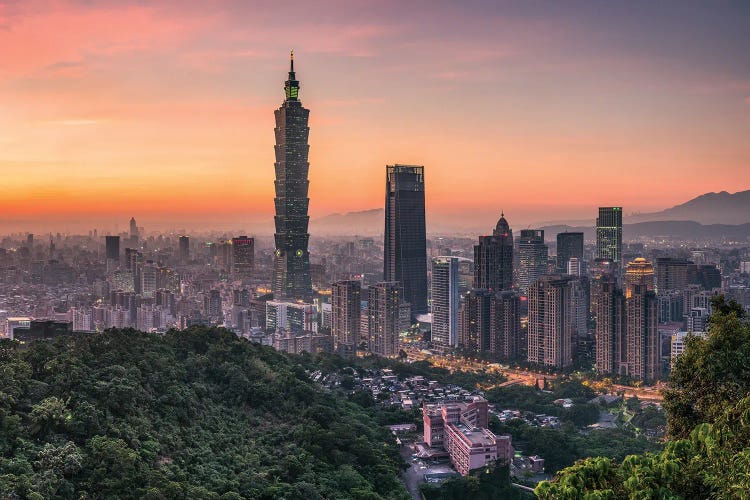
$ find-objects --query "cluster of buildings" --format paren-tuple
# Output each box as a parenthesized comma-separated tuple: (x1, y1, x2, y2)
(2, 55, 749, 386)
(422, 397, 514, 476)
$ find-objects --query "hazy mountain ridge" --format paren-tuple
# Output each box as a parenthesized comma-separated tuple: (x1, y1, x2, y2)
(628, 190, 750, 225)
(311, 209, 384, 235)
(307, 189, 750, 236)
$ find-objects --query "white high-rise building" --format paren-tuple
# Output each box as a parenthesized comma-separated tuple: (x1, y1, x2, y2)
(431, 256, 459, 347)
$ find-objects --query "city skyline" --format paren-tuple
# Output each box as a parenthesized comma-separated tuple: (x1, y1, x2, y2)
(1, 1, 749, 233)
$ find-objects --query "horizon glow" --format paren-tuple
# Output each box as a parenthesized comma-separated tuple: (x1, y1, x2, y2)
(1, 0, 749, 233)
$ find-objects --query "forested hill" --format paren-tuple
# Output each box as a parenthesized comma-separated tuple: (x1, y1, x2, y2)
(0, 328, 410, 499)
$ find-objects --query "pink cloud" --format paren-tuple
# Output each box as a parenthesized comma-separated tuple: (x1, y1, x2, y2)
(0, 1, 221, 77)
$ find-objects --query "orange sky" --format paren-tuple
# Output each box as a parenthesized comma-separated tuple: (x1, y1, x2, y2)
(1, 0, 749, 233)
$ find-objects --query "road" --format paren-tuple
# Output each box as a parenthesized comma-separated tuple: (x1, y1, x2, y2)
(399, 443, 424, 500)
(403, 346, 664, 401)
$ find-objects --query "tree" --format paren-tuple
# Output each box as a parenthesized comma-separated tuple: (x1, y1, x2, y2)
(535, 296, 750, 498)
(663, 297, 750, 438)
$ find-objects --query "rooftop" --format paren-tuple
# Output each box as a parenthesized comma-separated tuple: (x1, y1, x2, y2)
(452, 422, 496, 447)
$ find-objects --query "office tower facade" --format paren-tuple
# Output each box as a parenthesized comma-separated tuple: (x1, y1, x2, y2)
(517, 229, 548, 294)
(266, 301, 316, 335)
(624, 258, 659, 382)
(596, 207, 622, 265)
(431, 256, 459, 347)
(105, 236, 120, 263)
(567, 257, 582, 276)
(474, 213, 514, 291)
(124, 248, 143, 294)
(655, 257, 690, 293)
(458, 289, 492, 353)
(272, 52, 313, 301)
(556, 232, 584, 274)
(178, 236, 190, 263)
(204, 289, 223, 323)
(368, 282, 401, 357)
(594, 275, 625, 375)
(331, 280, 362, 356)
(384, 164, 428, 315)
(625, 281, 659, 382)
(688, 264, 722, 290)
(489, 291, 521, 360)
(129, 217, 138, 239)
(140, 260, 157, 298)
(231, 236, 255, 281)
(105, 236, 120, 272)
(527, 275, 577, 368)
(687, 307, 709, 332)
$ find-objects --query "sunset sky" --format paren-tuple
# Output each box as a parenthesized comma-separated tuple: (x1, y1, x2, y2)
(1, 0, 749, 233)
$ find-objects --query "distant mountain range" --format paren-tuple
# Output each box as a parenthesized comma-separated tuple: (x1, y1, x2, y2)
(311, 209, 383, 235)
(309, 189, 750, 237)
(628, 190, 750, 225)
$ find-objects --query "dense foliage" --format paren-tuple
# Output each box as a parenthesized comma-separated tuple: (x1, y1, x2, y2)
(305, 353, 507, 391)
(535, 298, 750, 498)
(486, 381, 602, 428)
(663, 296, 748, 438)
(419, 464, 527, 500)
(0, 328, 410, 499)
(489, 419, 659, 474)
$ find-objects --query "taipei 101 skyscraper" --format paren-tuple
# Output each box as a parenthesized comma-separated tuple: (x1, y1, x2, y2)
(272, 51, 313, 301)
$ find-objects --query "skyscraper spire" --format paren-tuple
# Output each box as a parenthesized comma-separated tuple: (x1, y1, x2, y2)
(273, 53, 312, 301)
(284, 50, 299, 100)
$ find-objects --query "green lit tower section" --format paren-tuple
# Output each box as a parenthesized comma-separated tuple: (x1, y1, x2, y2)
(272, 51, 313, 301)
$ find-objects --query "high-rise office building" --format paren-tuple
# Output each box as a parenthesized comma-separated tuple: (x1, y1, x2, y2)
(596, 207, 622, 265)
(431, 256, 459, 347)
(331, 280, 362, 356)
(556, 232, 584, 274)
(368, 282, 401, 357)
(517, 229, 548, 294)
(272, 52, 313, 301)
(489, 291, 521, 360)
(527, 275, 578, 368)
(655, 257, 690, 293)
(140, 260, 157, 298)
(384, 164, 427, 315)
(204, 289, 223, 323)
(129, 217, 138, 239)
(178, 236, 190, 263)
(594, 275, 625, 375)
(474, 213, 514, 291)
(105, 235, 120, 267)
(266, 300, 316, 335)
(458, 289, 492, 353)
(624, 258, 659, 382)
(231, 236, 255, 281)
(124, 248, 143, 294)
(625, 282, 659, 382)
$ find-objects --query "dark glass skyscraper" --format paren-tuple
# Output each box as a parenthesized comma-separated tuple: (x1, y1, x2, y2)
(596, 207, 622, 265)
(178, 236, 190, 263)
(272, 52, 312, 301)
(474, 213, 514, 291)
(517, 229, 548, 294)
(384, 165, 427, 315)
(556, 232, 584, 274)
(105, 235, 120, 262)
